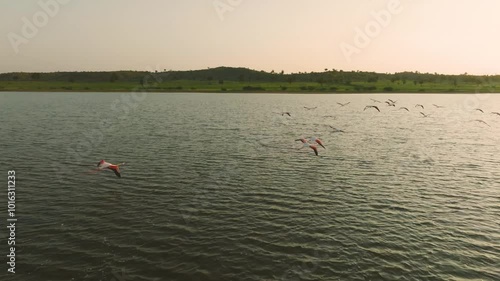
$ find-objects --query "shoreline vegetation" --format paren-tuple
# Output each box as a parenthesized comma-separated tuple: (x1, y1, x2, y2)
(1, 67, 499, 93)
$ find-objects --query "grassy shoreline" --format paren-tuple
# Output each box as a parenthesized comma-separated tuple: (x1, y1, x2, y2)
(1, 80, 499, 94)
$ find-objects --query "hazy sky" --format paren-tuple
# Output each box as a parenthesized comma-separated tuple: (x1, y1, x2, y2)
(1, 0, 500, 74)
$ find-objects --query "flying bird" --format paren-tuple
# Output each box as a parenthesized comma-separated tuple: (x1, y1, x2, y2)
(475, 108, 484, 113)
(399, 107, 410, 112)
(337, 102, 350, 107)
(329, 126, 345, 133)
(95, 160, 125, 178)
(364, 105, 380, 112)
(472, 120, 490, 127)
(433, 104, 445, 108)
(385, 101, 396, 107)
(388, 99, 397, 104)
(370, 98, 382, 103)
(491, 112, 500, 116)
(296, 139, 319, 156)
(420, 112, 431, 118)
(415, 104, 424, 109)
(304, 106, 317, 110)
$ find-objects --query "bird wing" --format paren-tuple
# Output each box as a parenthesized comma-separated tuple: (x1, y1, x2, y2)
(109, 166, 121, 178)
(112, 169, 121, 178)
(316, 139, 326, 149)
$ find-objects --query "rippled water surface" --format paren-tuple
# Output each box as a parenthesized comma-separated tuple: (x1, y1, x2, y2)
(1, 92, 499, 281)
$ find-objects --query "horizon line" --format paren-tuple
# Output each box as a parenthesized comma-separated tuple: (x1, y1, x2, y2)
(1, 66, 499, 77)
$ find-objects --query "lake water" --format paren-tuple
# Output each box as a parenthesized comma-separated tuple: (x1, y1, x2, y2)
(1, 92, 499, 281)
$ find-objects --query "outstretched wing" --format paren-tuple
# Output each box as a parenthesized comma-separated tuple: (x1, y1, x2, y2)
(112, 169, 121, 178)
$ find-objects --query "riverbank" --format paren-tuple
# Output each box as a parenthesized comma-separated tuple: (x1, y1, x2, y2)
(1, 80, 498, 94)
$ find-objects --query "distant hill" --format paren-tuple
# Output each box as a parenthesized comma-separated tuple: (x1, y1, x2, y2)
(1, 66, 499, 85)
(1, 67, 499, 93)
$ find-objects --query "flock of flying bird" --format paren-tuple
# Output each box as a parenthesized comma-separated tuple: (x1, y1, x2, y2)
(276, 98, 499, 156)
(92, 98, 499, 176)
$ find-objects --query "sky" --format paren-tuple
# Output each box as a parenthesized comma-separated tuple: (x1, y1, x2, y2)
(1, 0, 500, 75)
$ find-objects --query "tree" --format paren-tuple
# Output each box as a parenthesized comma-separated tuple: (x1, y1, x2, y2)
(31, 73, 40, 80)
(317, 77, 325, 86)
(110, 73, 118, 82)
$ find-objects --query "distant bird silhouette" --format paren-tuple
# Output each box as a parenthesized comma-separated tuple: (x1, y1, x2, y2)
(472, 120, 490, 127)
(337, 102, 350, 107)
(388, 99, 397, 104)
(275, 112, 291, 116)
(370, 98, 382, 103)
(296, 138, 321, 155)
(433, 104, 445, 108)
(475, 108, 484, 113)
(415, 104, 424, 109)
(420, 112, 431, 117)
(304, 106, 317, 110)
(385, 101, 396, 107)
(364, 105, 380, 112)
(399, 107, 410, 112)
(492, 112, 500, 116)
(329, 125, 345, 133)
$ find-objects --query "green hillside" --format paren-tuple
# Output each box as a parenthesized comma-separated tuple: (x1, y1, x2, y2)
(1, 67, 499, 93)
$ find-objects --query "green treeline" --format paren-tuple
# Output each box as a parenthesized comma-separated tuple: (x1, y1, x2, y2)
(0, 67, 498, 93)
